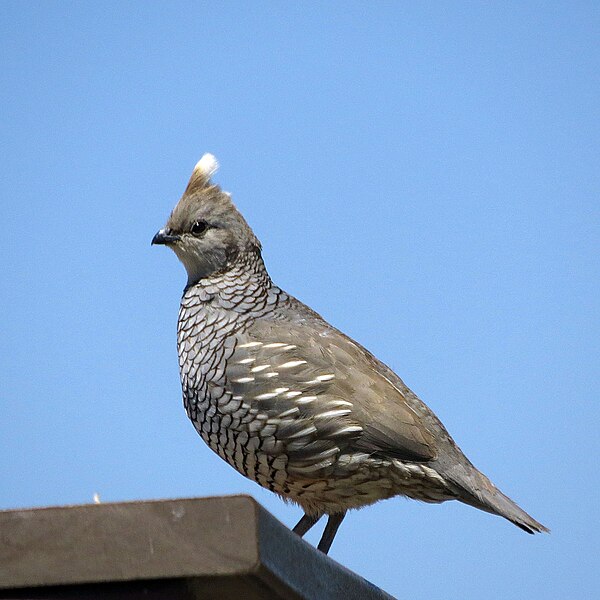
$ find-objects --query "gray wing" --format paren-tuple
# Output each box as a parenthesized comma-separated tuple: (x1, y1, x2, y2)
(225, 315, 437, 478)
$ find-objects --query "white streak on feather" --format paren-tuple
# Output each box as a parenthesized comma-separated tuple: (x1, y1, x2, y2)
(287, 425, 318, 438)
(279, 360, 307, 369)
(296, 395, 317, 404)
(316, 409, 352, 419)
(255, 392, 279, 400)
(316, 374, 335, 382)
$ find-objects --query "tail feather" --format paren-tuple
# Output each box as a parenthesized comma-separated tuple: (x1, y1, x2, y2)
(457, 477, 549, 534)
(479, 487, 549, 534)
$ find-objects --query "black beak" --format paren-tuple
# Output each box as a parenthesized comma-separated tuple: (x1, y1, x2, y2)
(152, 228, 180, 245)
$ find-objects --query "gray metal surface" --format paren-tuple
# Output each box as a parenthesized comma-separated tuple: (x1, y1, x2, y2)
(0, 495, 394, 600)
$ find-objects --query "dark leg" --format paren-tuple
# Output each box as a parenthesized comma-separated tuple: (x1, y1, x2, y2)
(317, 512, 346, 555)
(292, 512, 321, 537)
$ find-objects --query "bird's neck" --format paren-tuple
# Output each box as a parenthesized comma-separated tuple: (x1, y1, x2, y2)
(182, 250, 279, 314)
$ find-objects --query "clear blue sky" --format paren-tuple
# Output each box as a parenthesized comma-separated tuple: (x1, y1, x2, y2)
(1, 2, 598, 598)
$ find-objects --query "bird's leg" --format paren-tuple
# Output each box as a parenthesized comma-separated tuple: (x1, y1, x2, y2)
(317, 512, 346, 555)
(292, 512, 321, 537)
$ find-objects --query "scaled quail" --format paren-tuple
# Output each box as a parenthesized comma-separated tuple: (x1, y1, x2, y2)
(152, 154, 548, 554)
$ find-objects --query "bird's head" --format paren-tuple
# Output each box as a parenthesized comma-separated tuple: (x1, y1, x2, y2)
(152, 154, 261, 286)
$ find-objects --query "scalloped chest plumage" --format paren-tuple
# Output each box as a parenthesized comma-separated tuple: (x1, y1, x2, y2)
(176, 255, 458, 515)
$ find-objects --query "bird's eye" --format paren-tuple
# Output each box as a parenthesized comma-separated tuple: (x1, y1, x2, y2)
(191, 220, 208, 235)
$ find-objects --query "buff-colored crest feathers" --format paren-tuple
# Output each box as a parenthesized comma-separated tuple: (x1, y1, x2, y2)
(194, 153, 219, 178)
(185, 153, 219, 193)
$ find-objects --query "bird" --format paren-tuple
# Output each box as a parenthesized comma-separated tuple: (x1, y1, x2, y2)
(152, 153, 548, 554)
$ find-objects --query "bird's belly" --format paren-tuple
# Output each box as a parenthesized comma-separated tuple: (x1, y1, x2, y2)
(189, 406, 453, 509)
(183, 379, 455, 512)
(192, 419, 401, 511)
(278, 459, 456, 514)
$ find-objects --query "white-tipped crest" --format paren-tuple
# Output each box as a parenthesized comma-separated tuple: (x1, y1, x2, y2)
(193, 153, 219, 180)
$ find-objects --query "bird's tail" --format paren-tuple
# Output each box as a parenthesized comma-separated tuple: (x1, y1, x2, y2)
(456, 471, 549, 534)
